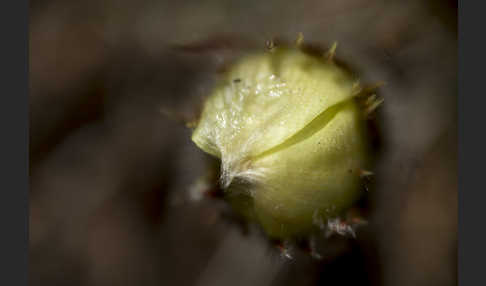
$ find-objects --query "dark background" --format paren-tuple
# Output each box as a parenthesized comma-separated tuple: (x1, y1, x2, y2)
(29, 0, 457, 285)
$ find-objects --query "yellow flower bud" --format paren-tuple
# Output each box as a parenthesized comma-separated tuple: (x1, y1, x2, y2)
(191, 44, 372, 239)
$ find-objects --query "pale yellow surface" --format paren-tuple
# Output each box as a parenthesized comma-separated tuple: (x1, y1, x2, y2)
(192, 47, 370, 239)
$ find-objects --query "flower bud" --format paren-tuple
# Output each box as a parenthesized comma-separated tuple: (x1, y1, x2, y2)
(192, 44, 372, 239)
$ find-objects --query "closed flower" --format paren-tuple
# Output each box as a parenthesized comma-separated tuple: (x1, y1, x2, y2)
(191, 42, 376, 239)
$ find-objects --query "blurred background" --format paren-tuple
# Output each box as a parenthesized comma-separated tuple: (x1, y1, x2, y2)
(29, 0, 457, 285)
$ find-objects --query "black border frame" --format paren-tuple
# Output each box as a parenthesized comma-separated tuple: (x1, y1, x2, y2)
(458, 1, 484, 286)
(0, 0, 29, 284)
